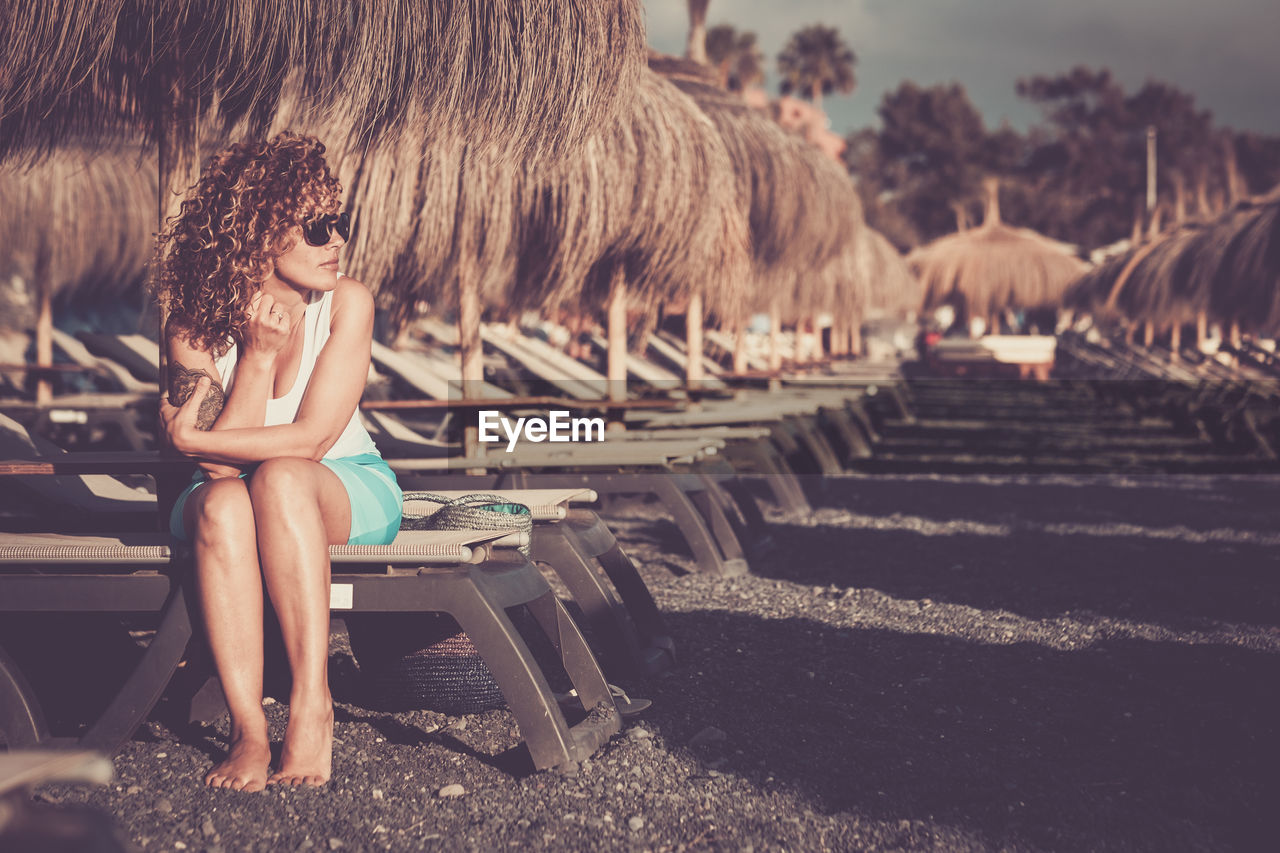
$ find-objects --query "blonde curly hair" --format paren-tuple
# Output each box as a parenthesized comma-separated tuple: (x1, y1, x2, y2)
(154, 133, 342, 357)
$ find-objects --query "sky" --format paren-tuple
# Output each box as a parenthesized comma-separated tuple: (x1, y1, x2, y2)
(643, 0, 1280, 136)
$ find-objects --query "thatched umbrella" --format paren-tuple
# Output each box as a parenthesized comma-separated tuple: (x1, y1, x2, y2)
(0, 145, 155, 402)
(1067, 194, 1280, 344)
(652, 54, 858, 370)
(516, 66, 749, 396)
(2, 0, 646, 391)
(910, 178, 1088, 334)
(2, 1, 646, 190)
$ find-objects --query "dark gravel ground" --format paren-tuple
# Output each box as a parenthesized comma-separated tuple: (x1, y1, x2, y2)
(28, 473, 1280, 852)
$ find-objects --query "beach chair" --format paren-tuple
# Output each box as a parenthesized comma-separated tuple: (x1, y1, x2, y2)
(0, 750, 124, 850)
(365, 346, 755, 576)
(0, 477, 621, 771)
(364, 408, 751, 577)
(2, 409, 674, 680)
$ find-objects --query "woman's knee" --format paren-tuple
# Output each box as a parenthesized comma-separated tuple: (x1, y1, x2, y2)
(188, 477, 252, 541)
(249, 457, 324, 508)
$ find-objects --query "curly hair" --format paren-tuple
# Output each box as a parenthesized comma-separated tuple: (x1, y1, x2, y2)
(154, 133, 342, 357)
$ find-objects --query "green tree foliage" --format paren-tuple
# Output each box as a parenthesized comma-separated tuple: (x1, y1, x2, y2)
(845, 82, 1021, 248)
(848, 65, 1280, 252)
(705, 25, 764, 91)
(777, 25, 856, 108)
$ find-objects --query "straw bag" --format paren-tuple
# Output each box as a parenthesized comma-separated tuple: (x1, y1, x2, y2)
(400, 492, 532, 556)
(346, 493, 535, 713)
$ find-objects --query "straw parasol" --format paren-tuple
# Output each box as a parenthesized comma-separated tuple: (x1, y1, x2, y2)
(1067, 193, 1280, 341)
(516, 66, 750, 393)
(0, 145, 156, 401)
(2, 1, 646, 184)
(1, 0, 646, 395)
(910, 178, 1088, 331)
(651, 53, 860, 369)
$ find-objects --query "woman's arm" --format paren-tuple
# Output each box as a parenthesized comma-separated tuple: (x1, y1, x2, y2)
(163, 278, 374, 465)
(164, 291, 301, 477)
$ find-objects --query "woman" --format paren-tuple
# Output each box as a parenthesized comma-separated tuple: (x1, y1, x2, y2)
(156, 133, 402, 791)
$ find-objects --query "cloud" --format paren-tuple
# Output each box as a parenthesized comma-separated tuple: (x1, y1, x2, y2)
(644, 0, 1280, 133)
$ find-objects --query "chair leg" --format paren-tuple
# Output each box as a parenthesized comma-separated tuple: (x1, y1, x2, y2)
(650, 476, 746, 577)
(448, 572, 619, 771)
(553, 511, 675, 674)
(0, 642, 49, 748)
(530, 526, 648, 678)
(81, 585, 194, 751)
(687, 477, 748, 564)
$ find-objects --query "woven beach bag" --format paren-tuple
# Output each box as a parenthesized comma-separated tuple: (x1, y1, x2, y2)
(346, 493, 534, 714)
(400, 492, 532, 556)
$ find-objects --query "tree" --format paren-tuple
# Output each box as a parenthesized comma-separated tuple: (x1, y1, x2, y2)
(1017, 67, 1225, 246)
(705, 25, 764, 92)
(687, 0, 712, 63)
(845, 82, 1010, 245)
(777, 25, 856, 109)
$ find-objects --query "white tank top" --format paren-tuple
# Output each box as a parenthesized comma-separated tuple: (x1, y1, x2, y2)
(213, 288, 377, 459)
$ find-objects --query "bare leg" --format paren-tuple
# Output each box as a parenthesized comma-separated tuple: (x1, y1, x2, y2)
(248, 458, 351, 787)
(187, 478, 271, 792)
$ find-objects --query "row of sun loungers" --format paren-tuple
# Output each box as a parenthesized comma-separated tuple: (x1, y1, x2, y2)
(0, 319, 902, 773)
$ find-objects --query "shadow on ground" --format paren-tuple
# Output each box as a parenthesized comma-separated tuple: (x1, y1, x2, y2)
(649, 609, 1279, 852)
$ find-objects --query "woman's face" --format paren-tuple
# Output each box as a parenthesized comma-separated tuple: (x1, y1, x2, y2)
(270, 215, 344, 294)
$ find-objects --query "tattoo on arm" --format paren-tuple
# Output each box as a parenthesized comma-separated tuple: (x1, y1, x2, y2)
(168, 362, 226, 430)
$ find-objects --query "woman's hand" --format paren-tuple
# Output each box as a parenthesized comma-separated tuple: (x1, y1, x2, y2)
(160, 375, 213, 455)
(241, 291, 300, 361)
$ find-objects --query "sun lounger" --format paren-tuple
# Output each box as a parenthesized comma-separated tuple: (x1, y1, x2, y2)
(0, 523, 621, 772)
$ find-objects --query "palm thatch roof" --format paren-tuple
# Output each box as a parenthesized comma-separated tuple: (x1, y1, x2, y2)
(649, 53, 860, 318)
(0, 144, 155, 311)
(1065, 194, 1280, 333)
(857, 226, 921, 316)
(1, 1, 646, 170)
(514, 67, 750, 323)
(909, 180, 1088, 319)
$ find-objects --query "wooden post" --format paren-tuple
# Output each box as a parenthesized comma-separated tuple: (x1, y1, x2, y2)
(849, 320, 862, 358)
(1143, 321, 1155, 348)
(34, 276, 53, 406)
(1229, 320, 1242, 350)
(733, 319, 749, 374)
(1169, 324, 1181, 360)
(1196, 311, 1207, 350)
(810, 312, 824, 364)
(768, 306, 782, 372)
(685, 291, 704, 388)
(456, 253, 484, 457)
(607, 270, 628, 405)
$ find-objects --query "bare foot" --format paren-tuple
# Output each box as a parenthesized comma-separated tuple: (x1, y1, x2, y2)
(206, 722, 271, 792)
(268, 697, 333, 787)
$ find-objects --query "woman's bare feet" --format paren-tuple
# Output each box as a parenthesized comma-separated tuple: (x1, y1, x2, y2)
(268, 695, 334, 787)
(206, 718, 271, 792)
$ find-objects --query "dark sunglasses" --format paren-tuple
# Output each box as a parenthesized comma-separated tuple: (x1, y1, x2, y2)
(301, 211, 350, 247)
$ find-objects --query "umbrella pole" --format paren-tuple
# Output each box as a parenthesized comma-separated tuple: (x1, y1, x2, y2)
(768, 306, 782, 372)
(607, 269, 628, 408)
(1169, 324, 1181, 360)
(34, 263, 52, 406)
(457, 256, 484, 456)
(1196, 311, 1207, 350)
(685, 291, 704, 388)
(733, 318, 749, 374)
(849, 319, 862, 359)
(1143, 321, 1155, 348)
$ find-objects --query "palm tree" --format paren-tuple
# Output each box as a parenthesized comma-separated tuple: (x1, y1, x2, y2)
(777, 25, 857, 110)
(705, 25, 764, 92)
(686, 0, 712, 63)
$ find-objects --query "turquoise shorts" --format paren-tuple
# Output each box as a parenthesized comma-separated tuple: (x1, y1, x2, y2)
(169, 452, 403, 546)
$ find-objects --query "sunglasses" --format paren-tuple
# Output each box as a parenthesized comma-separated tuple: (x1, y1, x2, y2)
(301, 211, 350, 247)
